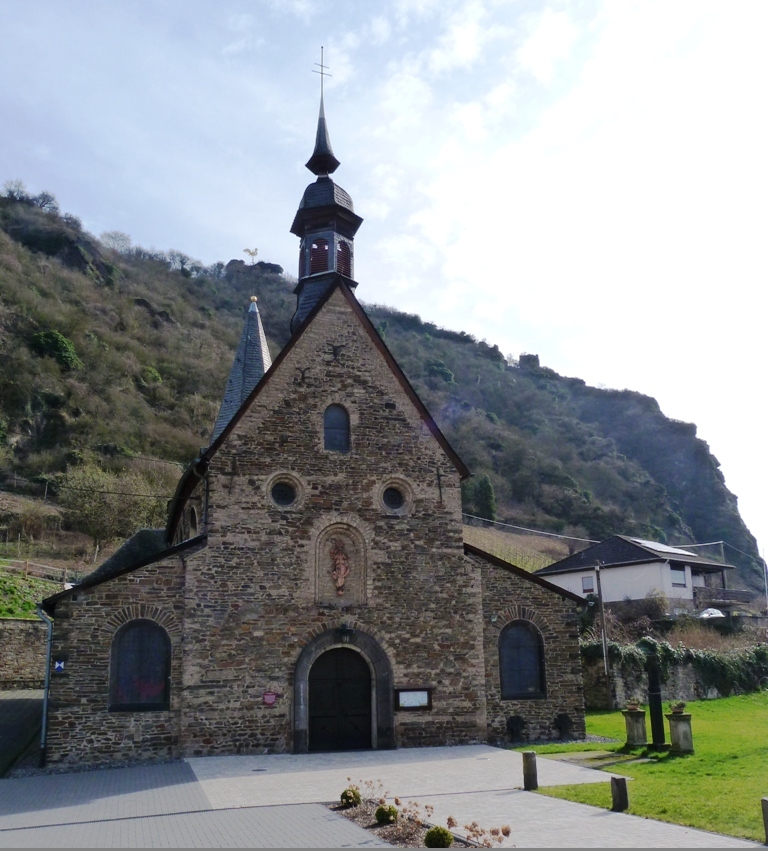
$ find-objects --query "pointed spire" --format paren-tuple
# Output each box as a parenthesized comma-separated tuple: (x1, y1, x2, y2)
(305, 94, 340, 176)
(211, 296, 272, 442)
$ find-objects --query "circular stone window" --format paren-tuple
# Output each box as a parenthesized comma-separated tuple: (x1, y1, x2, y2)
(379, 479, 413, 515)
(382, 486, 405, 511)
(271, 480, 297, 507)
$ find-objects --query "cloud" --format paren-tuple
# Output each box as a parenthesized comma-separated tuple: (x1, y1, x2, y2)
(516, 8, 580, 85)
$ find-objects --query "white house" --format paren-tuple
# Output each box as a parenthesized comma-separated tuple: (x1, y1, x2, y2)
(534, 536, 748, 613)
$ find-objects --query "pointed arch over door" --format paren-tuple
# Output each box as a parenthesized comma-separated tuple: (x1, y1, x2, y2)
(294, 627, 395, 753)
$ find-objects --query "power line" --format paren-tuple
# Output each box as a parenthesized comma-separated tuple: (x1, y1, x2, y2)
(55, 484, 174, 499)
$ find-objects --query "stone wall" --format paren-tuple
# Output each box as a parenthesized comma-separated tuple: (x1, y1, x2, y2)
(0, 618, 46, 689)
(472, 552, 586, 744)
(181, 289, 487, 756)
(45, 553, 188, 767)
(583, 657, 728, 709)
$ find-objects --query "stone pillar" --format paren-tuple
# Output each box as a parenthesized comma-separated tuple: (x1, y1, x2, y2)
(522, 751, 538, 791)
(621, 709, 648, 748)
(665, 712, 694, 754)
(761, 797, 768, 845)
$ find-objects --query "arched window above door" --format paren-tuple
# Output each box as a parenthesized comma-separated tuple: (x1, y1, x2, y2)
(324, 404, 350, 452)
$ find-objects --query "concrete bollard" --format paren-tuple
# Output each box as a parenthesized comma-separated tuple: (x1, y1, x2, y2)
(611, 776, 629, 812)
(522, 751, 538, 791)
(761, 797, 768, 845)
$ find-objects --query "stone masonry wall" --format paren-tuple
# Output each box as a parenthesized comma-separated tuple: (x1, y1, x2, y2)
(473, 553, 586, 744)
(45, 554, 188, 766)
(583, 657, 731, 709)
(180, 289, 487, 756)
(0, 618, 46, 689)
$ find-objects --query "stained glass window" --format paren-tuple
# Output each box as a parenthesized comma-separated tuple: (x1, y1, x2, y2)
(499, 621, 545, 699)
(110, 620, 170, 711)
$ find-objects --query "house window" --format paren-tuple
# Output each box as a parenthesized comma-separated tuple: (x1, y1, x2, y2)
(110, 620, 170, 711)
(310, 238, 329, 274)
(671, 566, 687, 587)
(337, 241, 351, 276)
(499, 620, 545, 700)
(324, 404, 350, 453)
(581, 575, 594, 594)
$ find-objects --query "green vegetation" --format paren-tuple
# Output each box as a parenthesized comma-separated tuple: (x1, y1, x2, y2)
(530, 694, 768, 841)
(580, 636, 768, 697)
(0, 568, 59, 618)
(0, 186, 762, 590)
(424, 825, 454, 848)
(374, 804, 398, 825)
(340, 785, 362, 808)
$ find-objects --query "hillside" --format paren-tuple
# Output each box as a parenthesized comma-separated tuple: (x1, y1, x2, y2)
(0, 187, 762, 593)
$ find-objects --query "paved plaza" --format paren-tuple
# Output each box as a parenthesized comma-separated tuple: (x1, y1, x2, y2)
(0, 743, 760, 848)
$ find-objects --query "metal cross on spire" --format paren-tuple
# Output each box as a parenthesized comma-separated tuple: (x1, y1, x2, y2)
(312, 45, 331, 98)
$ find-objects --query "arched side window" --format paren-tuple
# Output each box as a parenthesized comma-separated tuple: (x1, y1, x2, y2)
(324, 404, 350, 453)
(337, 241, 351, 276)
(110, 619, 171, 711)
(310, 238, 329, 274)
(499, 620, 545, 700)
(189, 506, 198, 537)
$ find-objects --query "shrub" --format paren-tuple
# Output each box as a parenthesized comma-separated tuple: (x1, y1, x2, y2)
(424, 825, 454, 847)
(374, 804, 398, 824)
(30, 330, 83, 371)
(340, 785, 361, 808)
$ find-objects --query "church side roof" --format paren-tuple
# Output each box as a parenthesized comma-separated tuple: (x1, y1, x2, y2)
(166, 277, 470, 543)
(211, 297, 272, 442)
(534, 534, 734, 576)
(464, 543, 585, 604)
(41, 532, 206, 615)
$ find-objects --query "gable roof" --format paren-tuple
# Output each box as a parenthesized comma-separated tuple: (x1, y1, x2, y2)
(41, 532, 206, 615)
(534, 535, 734, 577)
(166, 277, 469, 541)
(464, 542, 585, 604)
(211, 297, 272, 442)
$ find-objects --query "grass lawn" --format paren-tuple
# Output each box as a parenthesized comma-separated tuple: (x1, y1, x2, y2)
(524, 692, 768, 841)
(0, 568, 59, 618)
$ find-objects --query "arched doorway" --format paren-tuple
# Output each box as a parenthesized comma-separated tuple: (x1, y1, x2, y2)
(308, 648, 371, 751)
(293, 627, 395, 754)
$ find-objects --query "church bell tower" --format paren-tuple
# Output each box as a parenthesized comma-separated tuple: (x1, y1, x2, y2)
(290, 78, 363, 333)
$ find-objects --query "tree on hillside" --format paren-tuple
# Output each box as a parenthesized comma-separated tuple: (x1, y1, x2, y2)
(100, 230, 132, 253)
(58, 464, 170, 553)
(475, 475, 497, 522)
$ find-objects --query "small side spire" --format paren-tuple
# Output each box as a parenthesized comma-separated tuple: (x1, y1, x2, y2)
(305, 93, 340, 176)
(211, 296, 272, 442)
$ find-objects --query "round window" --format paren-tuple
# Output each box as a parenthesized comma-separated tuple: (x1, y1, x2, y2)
(382, 486, 405, 511)
(271, 481, 297, 507)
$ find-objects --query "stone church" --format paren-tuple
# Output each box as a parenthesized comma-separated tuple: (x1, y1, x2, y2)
(41, 96, 586, 766)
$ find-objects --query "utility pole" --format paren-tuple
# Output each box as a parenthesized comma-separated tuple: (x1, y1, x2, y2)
(595, 561, 612, 707)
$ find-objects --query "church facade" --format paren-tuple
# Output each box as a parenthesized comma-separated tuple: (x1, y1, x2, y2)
(41, 97, 586, 766)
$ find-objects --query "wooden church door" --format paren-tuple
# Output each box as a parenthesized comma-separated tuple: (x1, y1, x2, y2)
(308, 648, 372, 751)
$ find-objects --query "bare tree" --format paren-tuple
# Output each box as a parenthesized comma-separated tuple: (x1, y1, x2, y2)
(100, 230, 132, 253)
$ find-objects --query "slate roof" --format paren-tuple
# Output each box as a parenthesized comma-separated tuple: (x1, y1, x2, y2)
(298, 177, 354, 213)
(305, 93, 340, 176)
(534, 535, 734, 576)
(211, 297, 272, 442)
(42, 532, 207, 614)
(464, 543, 585, 604)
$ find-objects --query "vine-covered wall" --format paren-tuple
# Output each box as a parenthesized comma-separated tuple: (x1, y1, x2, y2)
(581, 638, 768, 709)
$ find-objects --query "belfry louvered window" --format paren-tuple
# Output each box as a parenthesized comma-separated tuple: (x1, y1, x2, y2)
(337, 241, 351, 276)
(499, 620, 545, 699)
(109, 619, 171, 711)
(310, 238, 329, 273)
(324, 404, 350, 452)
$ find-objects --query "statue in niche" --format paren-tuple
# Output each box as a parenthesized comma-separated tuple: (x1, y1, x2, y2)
(329, 537, 350, 596)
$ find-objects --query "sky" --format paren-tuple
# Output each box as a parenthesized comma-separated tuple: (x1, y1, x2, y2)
(2, 0, 767, 558)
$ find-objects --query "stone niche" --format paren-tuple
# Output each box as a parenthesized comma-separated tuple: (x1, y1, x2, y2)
(315, 523, 367, 606)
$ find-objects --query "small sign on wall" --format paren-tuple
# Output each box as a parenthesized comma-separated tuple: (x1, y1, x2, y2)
(394, 688, 433, 711)
(262, 691, 282, 706)
(53, 660, 65, 673)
